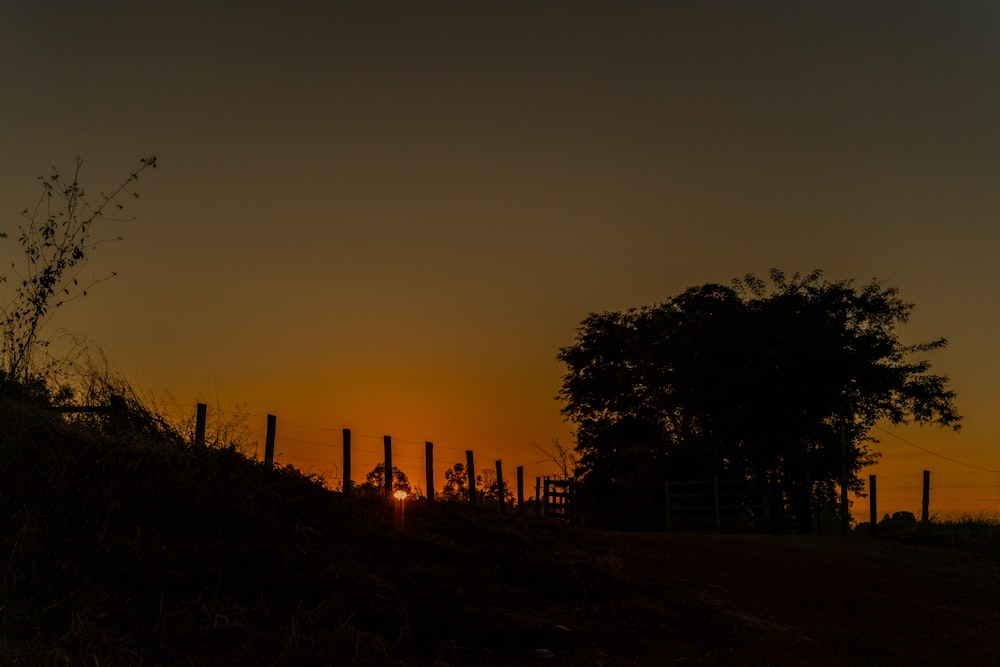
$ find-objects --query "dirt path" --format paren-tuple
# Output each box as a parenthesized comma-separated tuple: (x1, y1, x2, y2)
(537, 533, 1000, 666)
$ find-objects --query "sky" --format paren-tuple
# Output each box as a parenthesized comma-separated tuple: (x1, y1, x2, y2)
(2, 1, 999, 518)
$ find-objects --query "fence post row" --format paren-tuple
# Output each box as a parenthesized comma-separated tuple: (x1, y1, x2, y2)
(185, 407, 574, 514)
(188, 408, 958, 528)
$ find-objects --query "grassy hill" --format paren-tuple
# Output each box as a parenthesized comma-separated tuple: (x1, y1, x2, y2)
(5, 390, 1000, 666)
(0, 392, 620, 666)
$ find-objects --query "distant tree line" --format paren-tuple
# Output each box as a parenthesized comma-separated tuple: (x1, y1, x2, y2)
(358, 462, 514, 507)
(557, 270, 961, 532)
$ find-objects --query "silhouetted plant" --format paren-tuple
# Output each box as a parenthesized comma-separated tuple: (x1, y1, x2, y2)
(1, 156, 157, 389)
(68, 358, 183, 446)
(479, 467, 514, 507)
(175, 398, 259, 457)
(533, 437, 578, 479)
(880, 510, 918, 531)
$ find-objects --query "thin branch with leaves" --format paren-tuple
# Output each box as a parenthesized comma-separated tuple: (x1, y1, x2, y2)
(1, 155, 157, 386)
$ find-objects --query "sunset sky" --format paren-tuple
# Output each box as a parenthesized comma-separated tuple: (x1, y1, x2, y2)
(2, 1, 999, 517)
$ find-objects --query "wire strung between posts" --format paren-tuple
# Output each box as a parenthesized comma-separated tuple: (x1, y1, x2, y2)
(876, 426, 1000, 473)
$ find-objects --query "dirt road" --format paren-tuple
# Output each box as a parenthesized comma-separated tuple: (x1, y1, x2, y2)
(521, 532, 1000, 666)
(568, 534, 1000, 666)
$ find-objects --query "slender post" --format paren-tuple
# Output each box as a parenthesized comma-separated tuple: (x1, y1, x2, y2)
(264, 414, 276, 467)
(466, 450, 476, 507)
(342, 428, 352, 496)
(194, 403, 207, 447)
(840, 423, 849, 535)
(535, 476, 541, 513)
(714, 478, 721, 532)
(384, 436, 393, 500)
(425, 441, 435, 503)
(869, 474, 877, 533)
(516, 466, 524, 509)
(665, 480, 672, 530)
(496, 459, 505, 512)
(921, 470, 930, 526)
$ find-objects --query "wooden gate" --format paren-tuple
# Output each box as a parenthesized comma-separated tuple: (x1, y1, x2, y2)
(543, 477, 575, 520)
(665, 478, 763, 532)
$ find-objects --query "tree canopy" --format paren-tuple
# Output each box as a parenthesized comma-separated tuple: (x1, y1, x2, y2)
(557, 270, 960, 530)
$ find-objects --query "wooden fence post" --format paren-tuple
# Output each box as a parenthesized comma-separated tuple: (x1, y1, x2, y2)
(496, 459, 505, 512)
(264, 414, 276, 467)
(840, 425, 849, 535)
(426, 441, 435, 503)
(343, 428, 352, 497)
(713, 478, 721, 532)
(665, 480, 672, 530)
(921, 470, 930, 526)
(195, 403, 207, 447)
(535, 476, 541, 513)
(466, 450, 476, 507)
(384, 436, 393, 500)
(542, 476, 549, 514)
(869, 474, 877, 533)
(516, 466, 524, 509)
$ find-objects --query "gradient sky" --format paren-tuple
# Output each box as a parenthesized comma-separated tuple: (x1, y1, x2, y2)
(3, 1, 999, 517)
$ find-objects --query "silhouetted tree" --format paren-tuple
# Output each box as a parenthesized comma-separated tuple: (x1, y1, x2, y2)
(558, 269, 961, 531)
(362, 463, 412, 495)
(441, 462, 476, 502)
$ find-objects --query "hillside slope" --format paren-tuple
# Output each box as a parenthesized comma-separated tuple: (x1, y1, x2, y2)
(3, 395, 1000, 666)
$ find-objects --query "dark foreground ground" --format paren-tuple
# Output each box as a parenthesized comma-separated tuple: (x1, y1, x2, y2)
(10, 504, 1000, 667)
(561, 530, 1000, 666)
(3, 398, 999, 666)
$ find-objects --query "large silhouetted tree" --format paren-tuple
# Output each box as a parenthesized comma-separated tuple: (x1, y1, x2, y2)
(558, 270, 961, 531)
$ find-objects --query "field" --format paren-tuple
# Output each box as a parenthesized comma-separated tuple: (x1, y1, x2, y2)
(3, 394, 1000, 666)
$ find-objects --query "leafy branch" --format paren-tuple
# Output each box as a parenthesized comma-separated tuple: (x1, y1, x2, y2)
(1, 155, 157, 386)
